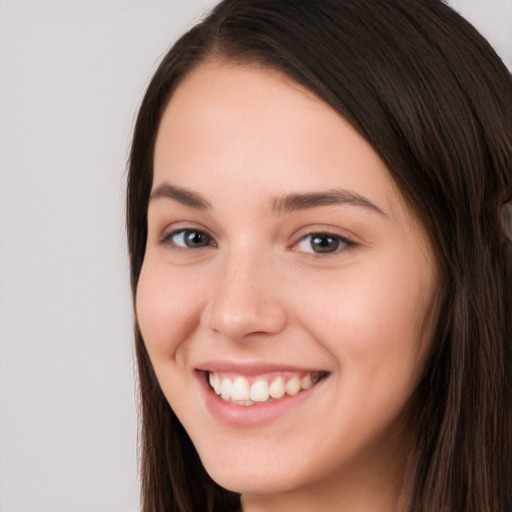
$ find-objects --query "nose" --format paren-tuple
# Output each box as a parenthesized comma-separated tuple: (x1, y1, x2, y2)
(202, 250, 288, 341)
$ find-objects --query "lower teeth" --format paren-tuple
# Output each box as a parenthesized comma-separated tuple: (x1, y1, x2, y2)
(235, 398, 276, 406)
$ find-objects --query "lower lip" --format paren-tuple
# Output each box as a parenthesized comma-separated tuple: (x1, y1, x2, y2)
(196, 371, 328, 427)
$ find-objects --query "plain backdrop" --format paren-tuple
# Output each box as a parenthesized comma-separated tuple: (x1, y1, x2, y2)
(0, 1, 510, 511)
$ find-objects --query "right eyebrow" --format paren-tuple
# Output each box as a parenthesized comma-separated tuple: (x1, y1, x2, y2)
(149, 183, 212, 210)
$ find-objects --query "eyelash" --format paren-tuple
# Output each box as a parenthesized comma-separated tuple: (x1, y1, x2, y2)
(160, 229, 355, 257)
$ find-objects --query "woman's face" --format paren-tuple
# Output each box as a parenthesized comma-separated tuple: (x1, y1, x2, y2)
(137, 62, 437, 508)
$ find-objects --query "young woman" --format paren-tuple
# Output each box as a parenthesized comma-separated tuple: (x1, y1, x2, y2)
(127, 1, 512, 510)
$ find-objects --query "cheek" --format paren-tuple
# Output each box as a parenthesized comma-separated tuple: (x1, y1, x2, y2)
(136, 259, 205, 361)
(296, 250, 434, 380)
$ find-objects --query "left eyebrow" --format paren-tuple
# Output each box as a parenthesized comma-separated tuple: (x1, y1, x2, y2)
(272, 189, 387, 216)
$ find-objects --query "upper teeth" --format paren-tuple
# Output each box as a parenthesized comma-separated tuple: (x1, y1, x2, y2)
(208, 371, 319, 405)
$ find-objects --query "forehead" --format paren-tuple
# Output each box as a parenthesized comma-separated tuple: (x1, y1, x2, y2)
(153, 61, 407, 223)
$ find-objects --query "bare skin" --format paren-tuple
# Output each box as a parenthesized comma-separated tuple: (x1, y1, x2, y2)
(137, 61, 437, 512)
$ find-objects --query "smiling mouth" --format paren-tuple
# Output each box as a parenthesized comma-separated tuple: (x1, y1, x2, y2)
(206, 371, 328, 406)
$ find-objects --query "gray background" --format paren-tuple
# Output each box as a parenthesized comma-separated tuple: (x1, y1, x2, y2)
(0, 1, 510, 511)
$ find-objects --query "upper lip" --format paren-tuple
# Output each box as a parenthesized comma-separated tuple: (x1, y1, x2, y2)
(195, 359, 327, 376)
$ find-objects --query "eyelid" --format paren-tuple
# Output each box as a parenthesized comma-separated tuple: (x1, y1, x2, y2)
(157, 219, 216, 240)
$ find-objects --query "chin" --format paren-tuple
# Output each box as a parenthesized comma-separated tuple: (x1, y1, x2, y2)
(204, 463, 305, 496)
(195, 437, 330, 497)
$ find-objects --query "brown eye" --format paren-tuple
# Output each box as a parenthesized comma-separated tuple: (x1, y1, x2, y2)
(168, 229, 213, 248)
(297, 233, 350, 254)
(310, 234, 340, 253)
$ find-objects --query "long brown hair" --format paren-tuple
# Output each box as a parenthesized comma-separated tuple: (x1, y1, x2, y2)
(127, 1, 512, 510)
